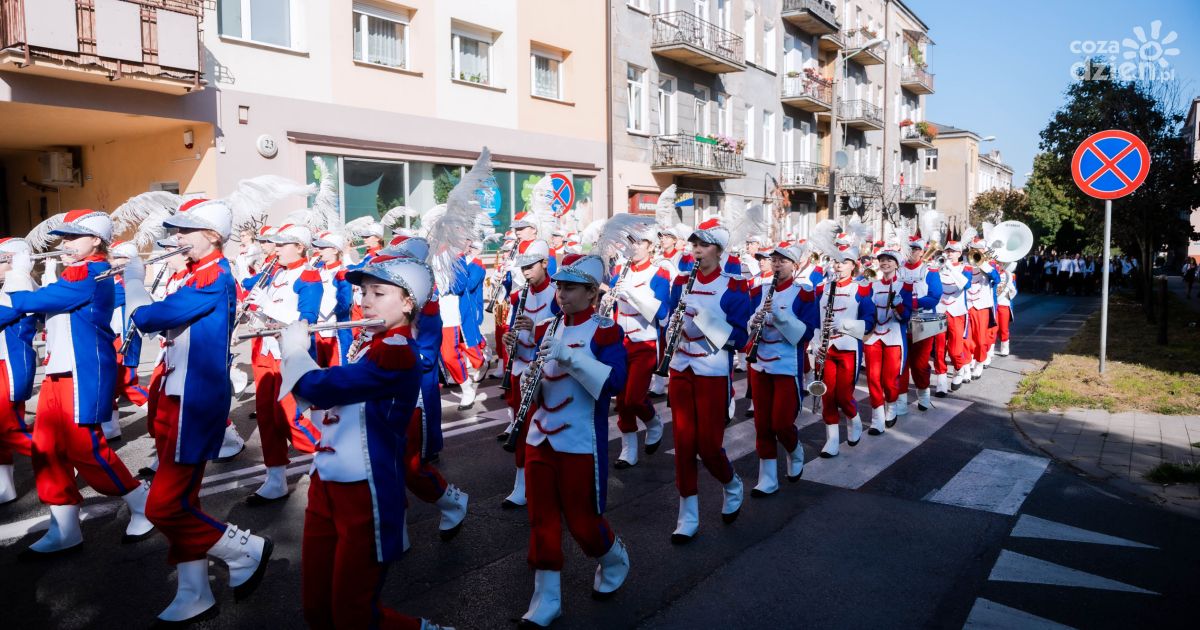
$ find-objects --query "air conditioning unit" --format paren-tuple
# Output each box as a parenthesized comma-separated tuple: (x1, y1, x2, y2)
(39, 151, 79, 187)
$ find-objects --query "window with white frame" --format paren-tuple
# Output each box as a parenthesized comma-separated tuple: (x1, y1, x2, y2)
(218, 0, 300, 49)
(353, 3, 408, 69)
(743, 8, 755, 64)
(762, 21, 776, 72)
(744, 105, 756, 158)
(452, 25, 494, 85)
(658, 75, 677, 134)
(762, 110, 775, 161)
(716, 93, 730, 136)
(531, 48, 564, 99)
(627, 65, 648, 132)
(627, 0, 648, 10)
(924, 148, 938, 171)
(694, 85, 711, 136)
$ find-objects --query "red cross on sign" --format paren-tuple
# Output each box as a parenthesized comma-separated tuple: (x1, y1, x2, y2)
(1071, 130, 1150, 200)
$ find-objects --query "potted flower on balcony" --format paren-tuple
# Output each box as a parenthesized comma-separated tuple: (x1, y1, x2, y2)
(899, 118, 914, 128)
(914, 121, 937, 140)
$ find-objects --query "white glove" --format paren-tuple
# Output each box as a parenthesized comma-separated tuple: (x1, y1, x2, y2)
(41, 258, 59, 285)
(247, 287, 268, 307)
(539, 337, 571, 367)
(609, 284, 629, 302)
(691, 304, 733, 350)
(890, 291, 905, 308)
(121, 255, 146, 284)
(840, 320, 855, 332)
(279, 321, 312, 359)
(10, 251, 33, 276)
(123, 278, 154, 331)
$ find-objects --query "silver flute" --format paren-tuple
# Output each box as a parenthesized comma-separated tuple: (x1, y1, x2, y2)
(97, 245, 193, 280)
(235, 318, 384, 341)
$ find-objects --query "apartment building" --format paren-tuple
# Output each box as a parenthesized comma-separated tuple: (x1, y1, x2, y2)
(923, 122, 1014, 234)
(0, 0, 608, 241)
(1185, 97, 1200, 263)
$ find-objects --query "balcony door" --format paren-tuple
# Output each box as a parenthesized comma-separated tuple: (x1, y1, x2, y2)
(694, 85, 711, 136)
(782, 117, 795, 164)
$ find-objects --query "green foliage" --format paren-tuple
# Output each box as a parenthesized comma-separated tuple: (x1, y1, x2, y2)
(520, 177, 538, 210)
(433, 168, 459, 205)
(970, 187, 1028, 227)
(1019, 153, 1086, 249)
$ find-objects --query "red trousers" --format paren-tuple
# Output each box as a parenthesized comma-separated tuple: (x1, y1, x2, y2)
(31, 375, 138, 505)
(314, 335, 342, 368)
(997, 305, 1012, 343)
(495, 322, 510, 367)
(112, 338, 148, 407)
(0, 362, 32, 465)
(254, 355, 321, 467)
(405, 409, 446, 503)
(616, 339, 657, 434)
(144, 362, 166, 442)
(303, 473, 421, 630)
(505, 373, 535, 469)
(967, 308, 993, 363)
(524, 442, 615, 570)
(902, 335, 935, 391)
(863, 342, 904, 408)
(934, 314, 970, 373)
(441, 327, 484, 385)
(819, 348, 859, 426)
(668, 369, 734, 497)
(145, 392, 227, 564)
(748, 370, 799, 459)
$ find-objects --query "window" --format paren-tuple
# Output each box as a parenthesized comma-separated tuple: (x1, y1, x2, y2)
(694, 85, 710, 135)
(925, 148, 938, 171)
(657, 75, 677, 134)
(353, 3, 408, 68)
(762, 111, 775, 161)
(627, 0, 648, 10)
(743, 8, 755, 64)
(716, 93, 730, 136)
(531, 48, 563, 99)
(716, 0, 731, 30)
(627, 65, 647, 132)
(452, 26, 494, 85)
(219, 0, 297, 48)
(744, 105, 756, 158)
(762, 22, 776, 72)
(306, 153, 407, 225)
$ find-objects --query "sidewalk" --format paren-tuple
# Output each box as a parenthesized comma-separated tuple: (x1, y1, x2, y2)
(1013, 408, 1200, 519)
(1163, 273, 1200, 314)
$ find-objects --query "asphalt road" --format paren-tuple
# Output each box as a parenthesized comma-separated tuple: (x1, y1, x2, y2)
(1, 293, 1195, 629)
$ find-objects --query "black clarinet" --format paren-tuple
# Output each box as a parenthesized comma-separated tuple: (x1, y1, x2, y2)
(654, 266, 698, 377)
(503, 314, 563, 453)
(746, 279, 777, 364)
(498, 284, 530, 392)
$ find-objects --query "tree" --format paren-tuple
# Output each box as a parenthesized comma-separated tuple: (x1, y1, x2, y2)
(1018, 153, 1087, 251)
(970, 188, 1028, 226)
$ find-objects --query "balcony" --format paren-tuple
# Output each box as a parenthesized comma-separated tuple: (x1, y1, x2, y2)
(845, 27, 885, 65)
(780, 161, 830, 192)
(835, 170, 883, 197)
(651, 11, 745, 74)
(818, 30, 845, 51)
(0, 0, 204, 94)
(899, 125, 935, 149)
(838, 100, 883, 131)
(781, 73, 831, 113)
(651, 134, 745, 179)
(900, 65, 935, 94)
(897, 184, 934, 205)
(781, 0, 839, 36)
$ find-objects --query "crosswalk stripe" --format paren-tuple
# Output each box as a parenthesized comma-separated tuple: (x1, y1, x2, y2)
(964, 598, 1077, 629)
(988, 550, 1158, 595)
(1010, 515, 1157, 549)
(927, 449, 1049, 515)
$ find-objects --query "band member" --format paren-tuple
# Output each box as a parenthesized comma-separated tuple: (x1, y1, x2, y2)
(608, 226, 669, 468)
(746, 244, 816, 496)
(139, 237, 192, 476)
(277, 256, 452, 630)
(996, 264, 1017, 356)
(666, 219, 750, 543)
(520, 254, 630, 628)
(801, 233, 875, 458)
(311, 230, 354, 367)
(933, 240, 972, 396)
(0, 238, 38, 505)
(896, 235, 943, 413)
(243, 223, 324, 504)
(0, 210, 153, 556)
(965, 237, 1001, 381)
(121, 200, 272, 623)
(103, 240, 149, 442)
(862, 243, 914, 433)
(649, 225, 688, 397)
(547, 228, 567, 264)
(443, 243, 487, 410)
(500, 240, 559, 509)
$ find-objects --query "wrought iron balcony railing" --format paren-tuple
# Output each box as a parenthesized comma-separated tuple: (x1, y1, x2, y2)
(651, 134, 745, 178)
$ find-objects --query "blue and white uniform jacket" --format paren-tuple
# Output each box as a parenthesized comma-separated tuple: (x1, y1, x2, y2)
(314, 259, 354, 363)
(665, 267, 751, 377)
(508, 277, 560, 376)
(610, 258, 671, 344)
(937, 262, 972, 320)
(450, 255, 486, 348)
(414, 294, 444, 459)
(801, 277, 877, 381)
(746, 277, 819, 378)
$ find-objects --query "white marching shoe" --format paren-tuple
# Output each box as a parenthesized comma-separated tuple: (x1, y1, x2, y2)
(0, 464, 17, 504)
(520, 570, 562, 628)
(592, 537, 630, 600)
(751, 459, 779, 497)
(721, 474, 743, 523)
(649, 374, 667, 396)
(25, 504, 83, 556)
(999, 340, 1011, 356)
(935, 373, 950, 398)
(820, 423, 841, 458)
(984, 347, 994, 367)
(502, 468, 526, 509)
(973, 362, 985, 379)
(644, 412, 664, 454)
(885, 401, 899, 428)
(247, 465, 289, 505)
(216, 423, 245, 460)
(895, 392, 909, 417)
(786, 443, 805, 481)
(157, 559, 216, 623)
(671, 495, 699, 544)
(868, 405, 887, 436)
(122, 482, 155, 542)
(457, 372, 479, 410)
(207, 524, 273, 600)
(917, 388, 932, 411)
(435, 485, 469, 541)
(848, 413, 863, 445)
(614, 432, 639, 469)
(102, 410, 122, 441)
(951, 369, 965, 391)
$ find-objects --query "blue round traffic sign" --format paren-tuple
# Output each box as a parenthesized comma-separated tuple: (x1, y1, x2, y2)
(549, 173, 574, 217)
(1071, 130, 1150, 200)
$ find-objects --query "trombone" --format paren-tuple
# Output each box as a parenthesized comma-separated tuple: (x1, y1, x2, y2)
(97, 246, 193, 280)
(236, 318, 384, 341)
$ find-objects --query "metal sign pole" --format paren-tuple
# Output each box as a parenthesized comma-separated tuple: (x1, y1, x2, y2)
(1099, 198, 1112, 374)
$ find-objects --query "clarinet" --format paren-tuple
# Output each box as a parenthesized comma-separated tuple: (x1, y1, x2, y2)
(234, 258, 278, 327)
(807, 275, 837, 414)
(118, 259, 179, 357)
(600, 261, 631, 319)
(485, 247, 517, 313)
(503, 313, 563, 453)
(746, 278, 777, 364)
(498, 284, 530, 392)
(654, 266, 698, 377)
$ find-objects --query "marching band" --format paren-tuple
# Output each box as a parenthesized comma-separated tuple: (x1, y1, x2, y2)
(0, 151, 1034, 628)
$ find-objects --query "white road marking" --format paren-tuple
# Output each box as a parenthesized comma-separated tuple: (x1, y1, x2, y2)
(0, 502, 122, 544)
(988, 550, 1158, 595)
(1010, 515, 1157, 549)
(964, 598, 1077, 630)
(927, 449, 1049, 515)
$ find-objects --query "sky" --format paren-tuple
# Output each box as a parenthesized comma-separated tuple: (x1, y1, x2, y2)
(906, 0, 1200, 187)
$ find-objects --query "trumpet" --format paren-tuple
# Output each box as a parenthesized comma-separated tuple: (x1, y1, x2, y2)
(0, 249, 71, 263)
(97, 245, 193, 280)
(968, 248, 993, 266)
(235, 318, 384, 341)
(862, 268, 878, 282)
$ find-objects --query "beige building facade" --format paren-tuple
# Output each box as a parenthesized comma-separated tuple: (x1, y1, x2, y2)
(1185, 97, 1200, 263)
(923, 122, 1012, 234)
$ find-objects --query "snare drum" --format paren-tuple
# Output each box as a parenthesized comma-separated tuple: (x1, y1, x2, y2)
(910, 312, 948, 343)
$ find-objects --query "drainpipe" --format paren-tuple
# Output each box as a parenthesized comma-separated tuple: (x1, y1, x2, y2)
(606, 2, 615, 218)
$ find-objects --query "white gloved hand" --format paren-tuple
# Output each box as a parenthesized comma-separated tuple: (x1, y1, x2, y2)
(10, 251, 33, 276)
(609, 284, 629, 302)
(41, 258, 59, 285)
(247, 287, 268, 306)
(539, 337, 571, 367)
(123, 278, 154, 331)
(121, 255, 146, 284)
(279, 321, 311, 358)
(840, 320, 855, 332)
(890, 291, 905, 308)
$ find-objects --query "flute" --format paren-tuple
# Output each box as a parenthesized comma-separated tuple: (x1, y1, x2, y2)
(0, 249, 71, 263)
(235, 318, 384, 341)
(97, 246, 193, 280)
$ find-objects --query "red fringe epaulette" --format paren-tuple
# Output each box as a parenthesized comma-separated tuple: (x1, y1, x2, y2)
(367, 335, 416, 371)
